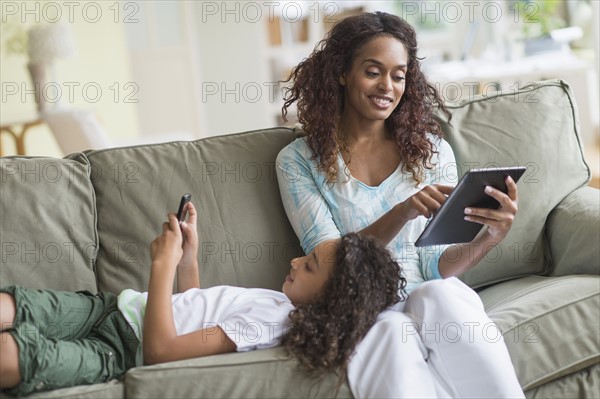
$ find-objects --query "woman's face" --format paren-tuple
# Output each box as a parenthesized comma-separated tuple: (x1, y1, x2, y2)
(340, 35, 408, 124)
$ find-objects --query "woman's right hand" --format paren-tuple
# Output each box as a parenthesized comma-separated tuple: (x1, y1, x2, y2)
(359, 184, 454, 247)
(396, 184, 454, 221)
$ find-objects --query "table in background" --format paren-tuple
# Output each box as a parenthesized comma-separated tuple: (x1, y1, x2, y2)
(0, 118, 43, 156)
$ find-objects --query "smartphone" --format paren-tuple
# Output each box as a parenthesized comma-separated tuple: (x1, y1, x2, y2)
(176, 193, 192, 223)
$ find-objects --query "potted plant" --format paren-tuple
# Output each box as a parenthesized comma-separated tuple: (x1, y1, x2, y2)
(514, 0, 567, 55)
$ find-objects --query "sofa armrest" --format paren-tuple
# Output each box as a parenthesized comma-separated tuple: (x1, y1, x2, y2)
(546, 186, 600, 276)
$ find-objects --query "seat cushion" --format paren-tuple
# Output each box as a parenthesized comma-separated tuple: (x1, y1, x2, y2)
(0, 380, 123, 399)
(525, 363, 600, 399)
(0, 155, 98, 292)
(479, 275, 600, 391)
(437, 80, 590, 288)
(124, 348, 352, 398)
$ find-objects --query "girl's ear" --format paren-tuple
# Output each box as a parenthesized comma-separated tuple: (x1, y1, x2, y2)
(339, 74, 346, 86)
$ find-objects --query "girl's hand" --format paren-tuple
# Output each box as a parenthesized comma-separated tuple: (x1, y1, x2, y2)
(178, 202, 199, 270)
(464, 176, 518, 241)
(397, 184, 454, 221)
(150, 213, 183, 268)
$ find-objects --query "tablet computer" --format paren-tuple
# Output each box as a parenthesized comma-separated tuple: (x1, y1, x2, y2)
(414, 166, 526, 247)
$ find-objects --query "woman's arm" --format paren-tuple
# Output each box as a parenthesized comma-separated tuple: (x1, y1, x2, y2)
(360, 184, 454, 246)
(176, 202, 200, 292)
(438, 177, 519, 278)
(361, 138, 457, 246)
(143, 213, 235, 365)
(276, 144, 342, 254)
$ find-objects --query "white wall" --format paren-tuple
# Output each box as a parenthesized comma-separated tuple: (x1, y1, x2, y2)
(191, 1, 272, 137)
(124, 1, 204, 139)
(0, 0, 140, 157)
(122, 0, 274, 138)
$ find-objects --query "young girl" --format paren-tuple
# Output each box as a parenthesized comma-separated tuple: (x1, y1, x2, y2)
(276, 11, 525, 398)
(0, 202, 404, 396)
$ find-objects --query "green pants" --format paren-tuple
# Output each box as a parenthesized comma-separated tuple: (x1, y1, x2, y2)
(1, 286, 140, 396)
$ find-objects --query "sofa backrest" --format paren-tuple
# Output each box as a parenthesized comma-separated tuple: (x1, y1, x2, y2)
(85, 128, 300, 293)
(436, 80, 590, 288)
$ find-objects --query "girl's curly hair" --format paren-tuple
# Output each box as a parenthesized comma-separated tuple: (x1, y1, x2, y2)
(282, 11, 451, 185)
(281, 233, 406, 390)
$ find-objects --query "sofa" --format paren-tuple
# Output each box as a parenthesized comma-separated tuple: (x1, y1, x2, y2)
(1, 79, 598, 398)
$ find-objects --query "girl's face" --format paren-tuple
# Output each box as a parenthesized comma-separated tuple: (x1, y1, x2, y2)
(282, 240, 338, 305)
(340, 35, 408, 124)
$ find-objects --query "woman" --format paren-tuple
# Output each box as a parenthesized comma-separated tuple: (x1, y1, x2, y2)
(276, 11, 524, 398)
(0, 202, 403, 396)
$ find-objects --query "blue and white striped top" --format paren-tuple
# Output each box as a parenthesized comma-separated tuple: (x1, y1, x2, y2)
(276, 135, 458, 293)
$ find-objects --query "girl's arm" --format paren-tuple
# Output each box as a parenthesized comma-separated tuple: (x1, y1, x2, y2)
(144, 325, 236, 365)
(143, 213, 235, 365)
(438, 177, 519, 278)
(176, 202, 200, 292)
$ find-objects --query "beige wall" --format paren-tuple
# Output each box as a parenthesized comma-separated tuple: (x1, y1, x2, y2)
(0, 0, 139, 157)
(2, 1, 598, 157)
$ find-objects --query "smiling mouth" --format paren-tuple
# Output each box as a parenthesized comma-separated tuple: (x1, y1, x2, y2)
(368, 95, 394, 105)
(286, 274, 294, 283)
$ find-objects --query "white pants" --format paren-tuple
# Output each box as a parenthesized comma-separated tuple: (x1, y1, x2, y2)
(347, 277, 525, 398)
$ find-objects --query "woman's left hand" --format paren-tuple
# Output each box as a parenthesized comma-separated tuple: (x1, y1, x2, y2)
(464, 176, 518, 242)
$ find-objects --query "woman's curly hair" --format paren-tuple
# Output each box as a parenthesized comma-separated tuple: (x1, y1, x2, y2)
(282, 11, 451, 185)
(281, 233, 406, 389)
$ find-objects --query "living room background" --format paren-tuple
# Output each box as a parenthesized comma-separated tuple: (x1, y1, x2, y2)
(1, 0, 598, 182)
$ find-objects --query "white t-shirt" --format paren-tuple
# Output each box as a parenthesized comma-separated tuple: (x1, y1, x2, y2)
(117, 286, 294, 352)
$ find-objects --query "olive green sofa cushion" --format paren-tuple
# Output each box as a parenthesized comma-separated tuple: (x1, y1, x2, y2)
(479, 275, 600, 391)
(15, 381, 123, 399)
(546, 186, 600, 277)
(124, 349, 353, 398)
(0, 156, 98, 292)
(436, 80, 591, 288)
(525, 363, 600, 399)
